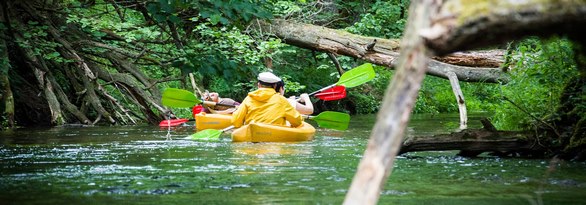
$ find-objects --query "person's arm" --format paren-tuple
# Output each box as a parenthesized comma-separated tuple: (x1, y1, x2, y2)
(283, 99, 303, 127)
(215, 108, 237, 115)
(295, 93, 313, 115)
(231, 99, 248, 127)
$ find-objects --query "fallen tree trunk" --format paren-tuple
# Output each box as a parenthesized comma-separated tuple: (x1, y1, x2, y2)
(400, 120, 545, 158)
(257, 19, 509, 83)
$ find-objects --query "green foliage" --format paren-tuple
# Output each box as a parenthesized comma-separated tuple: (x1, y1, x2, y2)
(345, 0, 407, 38)
(461, 82, 500, 112)
(412, 75, 502, 115)
(145, 0, 273, 26)
(349, 92, 379, 114)
(491, 37, 578, 130)
(349, 65, 391, 114)
(15, 21, 72, 64)
(185, 19, 285, 82)
(270, 1, 303, 17)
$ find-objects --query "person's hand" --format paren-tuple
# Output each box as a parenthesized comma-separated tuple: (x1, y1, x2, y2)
(299, 93, 310, 103)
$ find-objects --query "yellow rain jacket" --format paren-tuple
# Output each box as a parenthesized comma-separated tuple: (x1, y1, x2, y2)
(232, 88, 303, 128)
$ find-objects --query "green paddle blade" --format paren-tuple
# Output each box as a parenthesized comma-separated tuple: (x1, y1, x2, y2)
(309, 111, 350, 131)
(162, 88, 201, 108)
(336, 63, 375, 88)
(185, 129, 222, 141)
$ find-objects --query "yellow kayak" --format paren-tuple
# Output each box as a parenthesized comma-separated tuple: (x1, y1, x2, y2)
(231, 122, 316, 142)
(195, 112, 232, 131)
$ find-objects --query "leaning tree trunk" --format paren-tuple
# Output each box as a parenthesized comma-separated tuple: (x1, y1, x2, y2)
(344, 1, 435, 204)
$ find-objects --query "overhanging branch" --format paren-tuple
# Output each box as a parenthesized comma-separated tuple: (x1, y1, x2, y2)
(256, 19, 509, 83)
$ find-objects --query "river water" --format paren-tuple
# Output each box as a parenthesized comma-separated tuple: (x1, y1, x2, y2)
(1, 113, 584, 204)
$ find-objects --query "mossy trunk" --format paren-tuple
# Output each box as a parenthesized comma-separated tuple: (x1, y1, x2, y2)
(0, 0, 14, 128)
(553, 41, 586, 160)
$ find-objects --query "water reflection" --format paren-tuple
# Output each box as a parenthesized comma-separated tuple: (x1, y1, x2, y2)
(229, 142, 315, 173)
(231, 143, 313, 156)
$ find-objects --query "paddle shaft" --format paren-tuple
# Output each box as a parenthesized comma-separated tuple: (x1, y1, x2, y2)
(202, 101, 237, 108)
(222, 125, 236, 132)
(308, 84, 336, 96)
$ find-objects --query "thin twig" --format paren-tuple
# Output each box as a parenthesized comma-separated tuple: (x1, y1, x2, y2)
(503, 96, 562, 139)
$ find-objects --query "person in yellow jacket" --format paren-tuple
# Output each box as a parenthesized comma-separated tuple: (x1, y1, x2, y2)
(231, 72, 303, 128)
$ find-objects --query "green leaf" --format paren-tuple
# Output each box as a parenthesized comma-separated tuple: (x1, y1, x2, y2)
(209, 14, 222, 25)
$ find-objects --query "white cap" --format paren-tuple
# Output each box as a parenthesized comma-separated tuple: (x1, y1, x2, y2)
(257, 72, 281, 83)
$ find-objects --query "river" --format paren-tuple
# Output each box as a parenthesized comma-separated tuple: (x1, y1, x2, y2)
(1, 113, 584, 204)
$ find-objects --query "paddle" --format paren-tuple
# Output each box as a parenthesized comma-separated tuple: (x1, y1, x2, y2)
(306, 111, 350, 131)
(185, 125, 235, 141)
(192, 105, 204, 115)
(162, 88, 201, 108)
(162, 88, 241, 108)
(313, 85, 346, 101)
(159, 118, 192, 127)
(308, 63, 375, 96)
(158, 101, 237, 127)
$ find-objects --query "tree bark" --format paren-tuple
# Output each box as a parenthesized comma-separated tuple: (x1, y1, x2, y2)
(104, 52, 161, 99)
(256, 19, 510, 83)
(46, 71, 91, 125)
(447, 71, 467, 129)
(432, 50, 505, 68)
(344, 1, 435, 204)
(84, 59, 168, 124)
(0, 0, 14, 128)
(16, 33, 65, 125)
(421, 0, 586, 55)
(326, 53, 344, 75)
(400, 128, 542, 156)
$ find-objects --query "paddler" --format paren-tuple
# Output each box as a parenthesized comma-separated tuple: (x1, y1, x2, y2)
(231, 72, 303, 128)
(275, 80, 314, 115)
(201, 91, 240, 114)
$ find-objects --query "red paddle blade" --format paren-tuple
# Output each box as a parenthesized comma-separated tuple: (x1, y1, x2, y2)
(159, 118, 189, 127)
(192, 105, 204, 117)
(315, 85, 346, 101)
